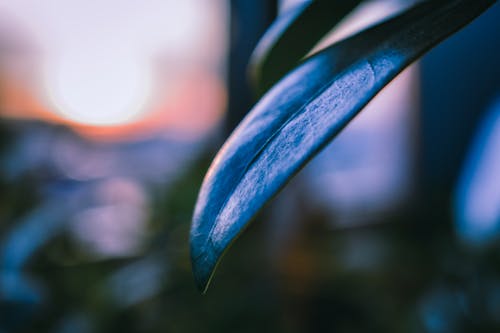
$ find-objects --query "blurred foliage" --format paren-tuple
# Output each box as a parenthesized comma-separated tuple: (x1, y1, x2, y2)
(1, 120, 500, 332)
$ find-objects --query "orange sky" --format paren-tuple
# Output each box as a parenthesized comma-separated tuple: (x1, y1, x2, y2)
(0, 68, 227, 142)
(0, 0, 228, 142)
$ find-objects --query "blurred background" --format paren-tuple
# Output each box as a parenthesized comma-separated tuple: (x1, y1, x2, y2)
(0, 0, 499, 332)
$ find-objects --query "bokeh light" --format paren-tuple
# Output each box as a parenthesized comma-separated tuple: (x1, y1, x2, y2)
(455, 96, 500, 246)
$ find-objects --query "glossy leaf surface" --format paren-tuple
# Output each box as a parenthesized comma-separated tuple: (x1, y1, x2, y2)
(249, 0, 362, 95)
(191, 0, 496, 292)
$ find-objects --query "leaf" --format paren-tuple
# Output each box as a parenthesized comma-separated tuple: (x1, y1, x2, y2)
(249, 0, 362, 95)
(190, 0, 496, 293)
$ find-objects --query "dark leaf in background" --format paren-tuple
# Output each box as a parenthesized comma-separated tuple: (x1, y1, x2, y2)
(190, 0, 496, 292)
(249, 0, 362, 95)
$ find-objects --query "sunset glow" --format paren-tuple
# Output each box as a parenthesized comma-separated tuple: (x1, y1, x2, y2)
(0, 0, 228, 138)
(43, 51, 152, 125)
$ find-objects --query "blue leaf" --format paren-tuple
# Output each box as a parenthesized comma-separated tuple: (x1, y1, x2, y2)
(190, 0, 496, 292)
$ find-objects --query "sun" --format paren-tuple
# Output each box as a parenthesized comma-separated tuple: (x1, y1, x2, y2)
(43, 51, 152, 126)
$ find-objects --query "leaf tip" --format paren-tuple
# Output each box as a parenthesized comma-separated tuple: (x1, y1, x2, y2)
(190, 234, 220, 293)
